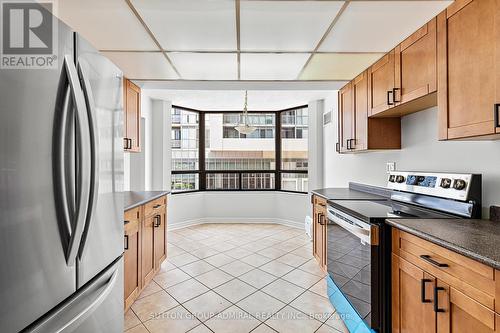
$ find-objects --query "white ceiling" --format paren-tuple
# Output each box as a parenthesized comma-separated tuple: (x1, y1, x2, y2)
(52, 0, 453, 82)
(144, 90, 337, 111)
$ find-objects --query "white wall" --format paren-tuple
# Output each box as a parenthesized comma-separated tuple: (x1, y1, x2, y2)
(323, 94, 500, 218)
(168, 191, 309, 229)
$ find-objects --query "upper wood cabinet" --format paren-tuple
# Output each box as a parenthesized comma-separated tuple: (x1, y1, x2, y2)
(438, 0, 500, 140)
(124, 78, 141, 152)
(369, 18, 438, 118)
(395, 18, 438, 110)
(338, 82, 354, 152)
(338, 71, 401, 153)
(368, 50, 396, 116)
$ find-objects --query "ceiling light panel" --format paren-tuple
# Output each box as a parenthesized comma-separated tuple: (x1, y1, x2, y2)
(55, 0, 157, 51)
(240, 1, 345, 51)
(102, 52, 178, 80)
(168, 53, 238, 80)
(300, 53, 385, 81)
(319, 1, 453, 52)
(131, 0, 236, 51)
(241, 53, 310, 80)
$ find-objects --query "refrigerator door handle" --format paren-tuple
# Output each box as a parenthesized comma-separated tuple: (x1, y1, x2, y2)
(76, 63, 100, 256)
(27, 257, 121, 333)
(66, 55, 92, 267)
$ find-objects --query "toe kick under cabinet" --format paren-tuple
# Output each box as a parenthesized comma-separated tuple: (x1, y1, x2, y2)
(124, 196, 167, 311)
(392, 229, 500, 333)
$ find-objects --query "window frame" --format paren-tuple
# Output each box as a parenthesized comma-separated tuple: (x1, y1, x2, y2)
(171, 105, 308, 194)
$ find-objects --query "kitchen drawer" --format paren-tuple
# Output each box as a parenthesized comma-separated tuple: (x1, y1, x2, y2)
(393, 229, 496, 310)
(313, 195, 327, 208)
(125, 206, 141, 224)
(144, 196, 166, 217)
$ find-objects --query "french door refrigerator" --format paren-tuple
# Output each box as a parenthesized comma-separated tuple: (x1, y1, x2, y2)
(0, 10, 124, 333)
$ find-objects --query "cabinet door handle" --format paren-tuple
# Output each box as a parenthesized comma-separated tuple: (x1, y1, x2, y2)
(319, 214, 326, 225)
(495, 104, 500, 127)
(421, 279, 432, 303)
(349, 139, 356, 150)
(154, 215, 161, 227)
(420, 255, 449, 268)
(336, 142, 340, 153)
(393, 88, 400, 103)
(124, 235, 129, 250)
(434, 286, 446, 313)
(128, 138, 133, 149)
(387, 90, 394, 106)
(123, 138, 129, 149)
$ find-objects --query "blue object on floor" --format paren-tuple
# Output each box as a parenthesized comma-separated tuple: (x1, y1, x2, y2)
(326, 276, 375, 333)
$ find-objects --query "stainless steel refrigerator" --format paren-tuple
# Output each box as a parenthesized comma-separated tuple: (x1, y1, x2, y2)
(0, 9, 124, 333)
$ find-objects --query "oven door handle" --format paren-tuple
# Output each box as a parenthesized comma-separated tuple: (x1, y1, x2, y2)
(328, 213, 371, 243)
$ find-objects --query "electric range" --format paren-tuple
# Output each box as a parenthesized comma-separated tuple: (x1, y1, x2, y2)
(325, 172, 482, 333)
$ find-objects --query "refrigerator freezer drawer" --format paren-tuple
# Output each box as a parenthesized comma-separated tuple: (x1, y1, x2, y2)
(26, 256, 123, 333)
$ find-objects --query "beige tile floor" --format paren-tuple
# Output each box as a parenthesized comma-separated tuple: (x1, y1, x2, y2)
(125, 223, 349, 333)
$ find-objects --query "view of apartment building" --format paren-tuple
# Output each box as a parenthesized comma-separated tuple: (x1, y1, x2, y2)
(171, 107, 308, 193)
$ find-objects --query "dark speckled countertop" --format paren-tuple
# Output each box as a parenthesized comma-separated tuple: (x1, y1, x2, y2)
(124, 191, 170, 211)
(311, 183, 391, 201)
(386, 218, 500, 270)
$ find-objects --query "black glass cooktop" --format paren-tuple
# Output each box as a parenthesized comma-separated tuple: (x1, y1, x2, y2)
(328, 199, 454, 222)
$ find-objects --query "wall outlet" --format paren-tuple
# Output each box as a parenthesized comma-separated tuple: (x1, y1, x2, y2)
(386, 162, 396, 174)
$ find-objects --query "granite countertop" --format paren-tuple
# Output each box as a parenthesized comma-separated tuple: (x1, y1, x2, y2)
(124, 191, 170, 211)
(311, 187, 387, 201)
(386, 218, 500, 270)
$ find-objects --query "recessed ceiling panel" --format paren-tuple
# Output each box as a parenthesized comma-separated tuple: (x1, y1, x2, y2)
(319, 1, 453, 52)
(131, 0, 236, 51)
(240, 1, 345, 51)
(55, 0, 157, 51)
(169, 53, 238, 80)
(300, 53, 385, 80)
(102, 52, 178, 80)
(241, 53, 310, 80)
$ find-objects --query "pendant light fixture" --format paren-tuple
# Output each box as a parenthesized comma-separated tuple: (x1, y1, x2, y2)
(235, 90, 256, 135)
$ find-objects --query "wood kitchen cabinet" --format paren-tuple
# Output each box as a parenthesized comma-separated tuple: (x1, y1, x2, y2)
(312, 195, 327, 271)
(338, 71, 401, 153)
(392, 228, 500, 333)
(124, 195, 167, 311)
(124, 207, 141, 312)
(368, 18, 438, 118)
(124, 78, 141, 152)
(141, 214, 155, 287)
(438, 0, 500, 140)
(368, 50, 396, 116)
(153, 208, 167, 271)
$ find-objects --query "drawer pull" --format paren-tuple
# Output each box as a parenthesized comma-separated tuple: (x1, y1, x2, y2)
(434, 286, 446, 313)
(420, 255, 449, 268)
(124, 235, 129, 250)
(421, 279, 432, 303)
(153, 204, 161, 209)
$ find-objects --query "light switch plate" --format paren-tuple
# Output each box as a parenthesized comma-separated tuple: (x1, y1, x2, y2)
(386, 162, 396, 174)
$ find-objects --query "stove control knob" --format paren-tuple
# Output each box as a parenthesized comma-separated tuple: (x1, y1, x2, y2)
(388, 175, 396, 183)
(395, 175, 406, 183)
(440, 178, 452, 189)
(453, 179, 467, 190)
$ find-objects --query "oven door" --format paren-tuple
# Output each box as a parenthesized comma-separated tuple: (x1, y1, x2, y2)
(327, 206, 381, 333)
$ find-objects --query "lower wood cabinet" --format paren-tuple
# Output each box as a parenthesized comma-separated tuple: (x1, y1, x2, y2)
(124, 208, 141, 312)
(141, 214, 156, 287)
(392, 228, 500, 333)
(124, 195, 167, 311)
(312, 195, 327, 271)
(154, 208, 167, 269)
